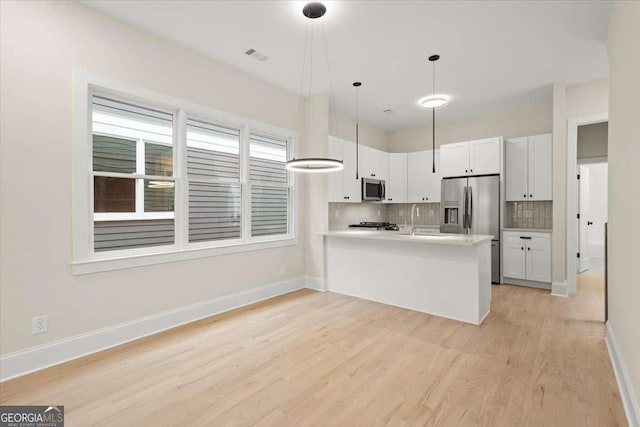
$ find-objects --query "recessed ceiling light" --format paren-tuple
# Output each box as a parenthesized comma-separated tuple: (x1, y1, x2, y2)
(418, 94, 450, 109)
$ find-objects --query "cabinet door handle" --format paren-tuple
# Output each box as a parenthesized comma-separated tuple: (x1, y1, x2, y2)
(519, 236, 532, 240)
(521, 247, 524, 250)
(465, 169, 468, 173)
(588, 221, 593, 225)
(470, 169, 473, 173)
(530, 194, 533, 198)
(528, 247, 531, 251)
(524, 194, 527, 198)
(425, 197, 429, 201)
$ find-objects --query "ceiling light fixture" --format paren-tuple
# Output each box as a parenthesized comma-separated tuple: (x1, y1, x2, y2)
(418, 94, 449, 109)
(286, 2, 343, 173)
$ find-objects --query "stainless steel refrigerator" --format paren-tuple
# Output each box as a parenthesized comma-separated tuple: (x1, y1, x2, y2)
(440, 174, 501, 283)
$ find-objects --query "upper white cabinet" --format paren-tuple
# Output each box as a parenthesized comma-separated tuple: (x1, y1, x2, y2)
(328, 137, 361, 203)
(505, 133, 552, 201)
(387, 153, 407, 203)
(407, 150, 441, 203)
(440, 137, 501, 178)
(360, 145, 388, 182)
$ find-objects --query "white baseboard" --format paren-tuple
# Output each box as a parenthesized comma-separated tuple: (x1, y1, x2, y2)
(606, 321, 640, 427)
(304, 276, 326, 292)
(551, 281, 568, 297)
(0, 277, 307, 382)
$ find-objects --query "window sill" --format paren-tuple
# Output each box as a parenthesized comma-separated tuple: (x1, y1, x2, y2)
(72, 237, 299, 275)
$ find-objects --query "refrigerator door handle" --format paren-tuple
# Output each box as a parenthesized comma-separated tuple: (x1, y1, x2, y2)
(462, 186, 468, 229)
(469, 186, 473, 232)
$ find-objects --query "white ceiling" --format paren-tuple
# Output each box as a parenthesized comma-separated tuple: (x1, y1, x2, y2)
(84, 1, 611, 131)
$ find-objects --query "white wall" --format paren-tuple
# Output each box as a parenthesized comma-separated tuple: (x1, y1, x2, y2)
(388, 96, 552, 152)
(551, 79, 609, 285)
(581, 162, 608, 260)
(329, 109, 388, 151)
(0, 1, 307, 355)
(607, 1, 640, 421)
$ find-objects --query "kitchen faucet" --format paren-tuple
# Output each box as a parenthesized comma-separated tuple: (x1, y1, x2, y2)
(410, 204, 419, 236)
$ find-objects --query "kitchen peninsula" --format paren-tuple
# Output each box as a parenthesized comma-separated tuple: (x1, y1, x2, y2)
(324, 230, 493, 325)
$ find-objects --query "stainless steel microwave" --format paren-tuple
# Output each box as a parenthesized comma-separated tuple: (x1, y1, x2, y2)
(361, 178, 386, 201)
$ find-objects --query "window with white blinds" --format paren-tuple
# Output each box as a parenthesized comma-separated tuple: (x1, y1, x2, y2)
(77, 82, 296, 268)
(91, 96, 175, 252)
(249, 133, 290, 237)
(187, 119, 241, 243)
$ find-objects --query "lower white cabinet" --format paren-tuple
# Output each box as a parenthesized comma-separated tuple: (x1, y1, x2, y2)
(502, 231, 551, 284)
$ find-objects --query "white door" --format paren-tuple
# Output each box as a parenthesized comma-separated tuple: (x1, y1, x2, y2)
(328, 138, 344, 202)
(342, 142, 361, 202)
(528, 134, 553, 200)
(360, 145, 377, 178)
(578, 165, 590, 272)
(525, 240, 552, 283)
(469, 138, 501, 175)
(387, 153, 407, 203)
(505, 137, 529, 201)
(407, 151, 430, 202)
(440, 142, 469, 178)
(503, 240, 526, 280)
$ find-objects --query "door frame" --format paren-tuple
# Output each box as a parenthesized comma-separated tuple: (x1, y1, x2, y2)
(566, 113, 608, 294)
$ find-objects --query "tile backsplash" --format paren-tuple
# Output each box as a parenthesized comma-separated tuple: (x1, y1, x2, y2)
(329, 203, 389, 230)
(328, 202, 440, 230)
(505, 201, 552, 229)
(388, 203, 441, 227)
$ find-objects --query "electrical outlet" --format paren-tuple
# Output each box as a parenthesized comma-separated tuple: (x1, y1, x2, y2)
(280, 264, 287, 275)
(32, 315, 48, 334)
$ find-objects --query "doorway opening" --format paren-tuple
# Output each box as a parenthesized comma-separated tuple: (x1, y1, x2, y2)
(575, 121, 608, 322)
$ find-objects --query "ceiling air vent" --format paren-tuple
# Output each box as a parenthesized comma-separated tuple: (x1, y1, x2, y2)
(383, 109, 395, 114)
(245, 48, 268, 62)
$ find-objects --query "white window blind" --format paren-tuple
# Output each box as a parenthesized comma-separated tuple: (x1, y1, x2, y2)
(91, 96, 175, 252)
(187, 119, 241, 243)
(249, 133, 289, 237)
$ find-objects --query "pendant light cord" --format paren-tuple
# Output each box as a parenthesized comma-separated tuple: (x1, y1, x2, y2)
(432, 58, 436, 173)
(356, 84, 359, 180)
(295, 18, 312, 161)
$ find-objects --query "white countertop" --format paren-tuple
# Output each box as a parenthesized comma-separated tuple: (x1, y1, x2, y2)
(324, 230, 493, 246)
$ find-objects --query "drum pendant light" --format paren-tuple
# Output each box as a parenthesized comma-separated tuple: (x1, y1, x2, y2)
(286, 2, 343, 173)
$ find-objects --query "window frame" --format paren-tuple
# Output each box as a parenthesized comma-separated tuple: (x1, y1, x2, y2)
(72, 71, 298, 275)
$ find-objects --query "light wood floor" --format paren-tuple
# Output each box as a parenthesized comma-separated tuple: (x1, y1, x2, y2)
(0, 274, 626, 426)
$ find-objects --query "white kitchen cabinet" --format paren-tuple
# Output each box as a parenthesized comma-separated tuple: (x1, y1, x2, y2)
(503, 231, 551, 284)
(440, 137, 501, 178)
(387, 153, 407, 203)
(527, 134, 552, 201)
(502, 239, 526, 280)
(408, 150, 441, 203)
(505, 134, 552, 201)
(327, 138, 361, 203)
(360, 146, 388, 181)
(440, 142, 469, 177)
(470, 138, 501, 175)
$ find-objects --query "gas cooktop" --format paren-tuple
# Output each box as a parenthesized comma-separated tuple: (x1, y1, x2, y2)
(349, 222, 400, 231)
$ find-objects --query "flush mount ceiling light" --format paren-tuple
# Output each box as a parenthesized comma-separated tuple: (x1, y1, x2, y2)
(418, 94, 449, 109)
(286, 2, 343, 173)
